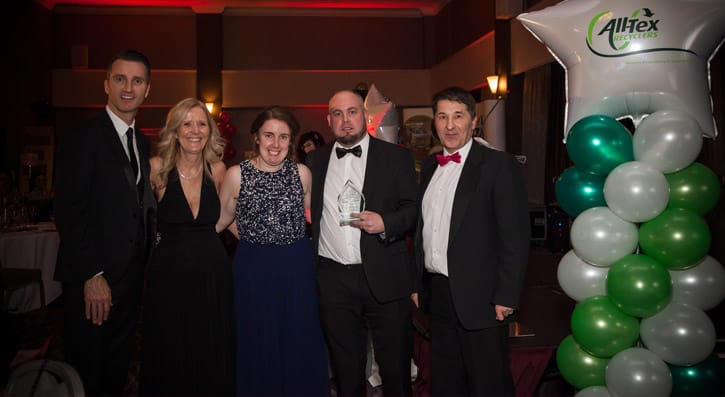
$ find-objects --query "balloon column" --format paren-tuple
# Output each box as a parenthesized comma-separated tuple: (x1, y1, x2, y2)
(518, 1, 725, 395)
(216, 111, 238, 161)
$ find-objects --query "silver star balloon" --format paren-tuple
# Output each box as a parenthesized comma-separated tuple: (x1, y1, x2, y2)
(518, 0, 725, 141)
(364, 84, 400, 144)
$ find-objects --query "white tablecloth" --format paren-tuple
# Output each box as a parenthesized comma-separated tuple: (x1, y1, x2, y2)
(0, 223, 61, 313)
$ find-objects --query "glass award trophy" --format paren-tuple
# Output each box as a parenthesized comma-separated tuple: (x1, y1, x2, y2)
(338, 180, 365, 225)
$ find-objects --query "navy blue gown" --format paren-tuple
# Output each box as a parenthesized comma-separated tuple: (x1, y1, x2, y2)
(233, 159, 329, 396)
(140, 169, 235, 396)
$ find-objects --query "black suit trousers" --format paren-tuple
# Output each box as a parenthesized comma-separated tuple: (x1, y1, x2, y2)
(316, 257, 413, 397)
(62, 255, 145, 396)
(429, 274, 513, 396)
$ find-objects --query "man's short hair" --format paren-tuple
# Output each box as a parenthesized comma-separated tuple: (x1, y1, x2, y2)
(432, 86, 476, 118)
(106, 49, 151, 79)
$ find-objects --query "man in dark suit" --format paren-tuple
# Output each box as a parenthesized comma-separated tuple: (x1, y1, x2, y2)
(307, 89, 418, 396)
(54, 49, 156, 395)
(415, 87, 530, 396)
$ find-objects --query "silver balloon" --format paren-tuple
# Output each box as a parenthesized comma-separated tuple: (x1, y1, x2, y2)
(516, 1, 725, 141)
(570, 207, 639, 266)
(557, 250, 608, 301)
(605, 347, 672, 397)
(604, 161, 669, 223)
(640, 302, 716, 366)
(669, 255, 725, 311)
(575, 386, 611, 397)
(633, 110, 703, 173)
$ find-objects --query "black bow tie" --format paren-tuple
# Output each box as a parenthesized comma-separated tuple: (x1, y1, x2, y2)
(336, 145, 362, 159)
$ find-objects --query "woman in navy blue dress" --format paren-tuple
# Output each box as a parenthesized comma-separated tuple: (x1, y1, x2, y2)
(217, 106, 329, 396)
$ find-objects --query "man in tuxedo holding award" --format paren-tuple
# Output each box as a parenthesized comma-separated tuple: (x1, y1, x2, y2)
(54, 49, 156, 395)
(307, 89, 418, 396)
(415, 86, 530, 396)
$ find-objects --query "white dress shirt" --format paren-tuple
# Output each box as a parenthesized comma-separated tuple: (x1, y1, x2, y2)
(319, 134, 370, 264)
(422, 138, 474, 276)
(106, 106, 140, 183)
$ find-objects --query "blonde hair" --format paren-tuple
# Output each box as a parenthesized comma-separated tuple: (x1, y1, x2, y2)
(156, 98, 225, 187)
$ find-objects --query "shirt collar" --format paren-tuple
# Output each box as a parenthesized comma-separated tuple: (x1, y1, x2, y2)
(334, 132, 370, 155)
(105, 106, 136, 138)
(443, 138, 473, 164)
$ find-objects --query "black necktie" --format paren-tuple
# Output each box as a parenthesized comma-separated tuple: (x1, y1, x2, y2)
(335, 145, 362, 159)
(126, 127, 139, 180)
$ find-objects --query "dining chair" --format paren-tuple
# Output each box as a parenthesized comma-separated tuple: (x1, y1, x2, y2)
(0, 259, 46, 313)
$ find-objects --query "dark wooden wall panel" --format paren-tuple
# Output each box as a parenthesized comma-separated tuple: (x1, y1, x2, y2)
(223, 16, 425, 70)
(53, 12, 197, 70)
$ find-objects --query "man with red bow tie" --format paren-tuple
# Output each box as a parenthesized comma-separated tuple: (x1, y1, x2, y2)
(414, 86, 530, 396)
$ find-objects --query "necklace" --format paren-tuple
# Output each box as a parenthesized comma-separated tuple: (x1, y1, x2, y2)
(177, 164, 202, 180)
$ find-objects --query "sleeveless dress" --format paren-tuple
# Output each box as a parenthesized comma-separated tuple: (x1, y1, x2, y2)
(233, 159, 329, 396)
(140, 168, 235, 396)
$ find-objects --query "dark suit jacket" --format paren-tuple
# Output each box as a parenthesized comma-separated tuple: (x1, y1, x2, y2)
(54, 110, 156, 293)
(415, 142, 530, 330)
(307, 136, 418, 303)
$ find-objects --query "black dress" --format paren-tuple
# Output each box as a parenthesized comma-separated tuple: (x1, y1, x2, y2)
(140, 169, 234, 396)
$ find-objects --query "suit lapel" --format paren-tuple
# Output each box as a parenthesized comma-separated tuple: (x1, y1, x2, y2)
(312, 144, 334, 224)
(448, 144, 484, 248)
(99, 112, 140, 197)
(361, 137, 379, 199)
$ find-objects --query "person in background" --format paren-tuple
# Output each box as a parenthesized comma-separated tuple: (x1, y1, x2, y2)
(53, 49, 156, 395)
(307, 89, 418, 396)
(296, 130, 326, 164)
(415, 86, 530, 396)
(139, 97, 234, 396)
(216, 106, 329, 396)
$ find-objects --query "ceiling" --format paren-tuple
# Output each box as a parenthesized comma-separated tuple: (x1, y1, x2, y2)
(37, 0, 452, 16)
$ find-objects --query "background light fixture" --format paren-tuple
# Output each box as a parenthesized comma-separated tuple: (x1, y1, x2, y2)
(205, 102, 215, 114)
(486, 75, 500, 96)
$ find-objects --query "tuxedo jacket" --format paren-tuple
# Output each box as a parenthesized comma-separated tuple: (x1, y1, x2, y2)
(54, 110, 156, 293)
(307, 136, 418, 303)
(415, 142, 530, 330)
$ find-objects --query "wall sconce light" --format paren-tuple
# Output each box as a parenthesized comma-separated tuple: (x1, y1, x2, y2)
(205, 102, 215, 114)
(486, 75, 499, 96)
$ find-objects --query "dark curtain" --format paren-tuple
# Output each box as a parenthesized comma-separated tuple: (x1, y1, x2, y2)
(520, 64, 552, 205)
(518, 61, 567, 207)
(543, 63, 567, 206)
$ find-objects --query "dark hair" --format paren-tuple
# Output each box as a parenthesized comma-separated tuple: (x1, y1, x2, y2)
(296, 130, 326, 163)
(106, 49, 151, 79)
(432, 86, 476, 118)
(250, 106, 300, 157)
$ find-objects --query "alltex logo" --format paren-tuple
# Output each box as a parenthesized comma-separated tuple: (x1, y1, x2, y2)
(586, 8, 693, 57)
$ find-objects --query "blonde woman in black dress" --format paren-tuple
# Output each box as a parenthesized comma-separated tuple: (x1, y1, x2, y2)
(140, 97, 234, 395)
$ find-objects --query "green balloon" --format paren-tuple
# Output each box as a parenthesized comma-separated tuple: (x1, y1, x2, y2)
(666, 162, 721, 216)
(555, 167, 607, 217)
(571, 295, 639, 358)
(669, 354, 725, 396)
(556, 335, 608, 389)
(606, 254, 672, 317)
(639, 208, 711, 270)
(566, 115, 634, 175)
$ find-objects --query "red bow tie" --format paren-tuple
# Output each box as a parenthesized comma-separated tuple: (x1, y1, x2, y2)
(436, 152, 461, 166)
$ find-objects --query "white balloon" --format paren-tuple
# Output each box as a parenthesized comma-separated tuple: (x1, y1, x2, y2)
(570, 207, 639, 266)
(669, 255, 725, 310)
(557, 250, 609, 301)
(603, 161, 669, 223)
(633, 110, 703, 173)
(605, 348, 672, 397)
(517, 0, 725, 141)
(640, 302, 716, 366)
(576, 386, 611, 397)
